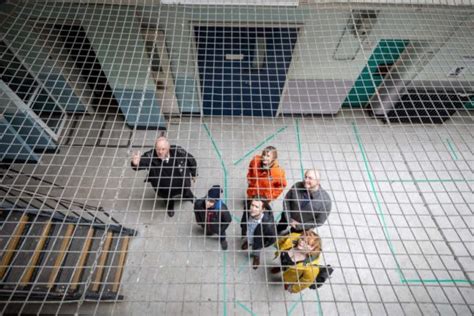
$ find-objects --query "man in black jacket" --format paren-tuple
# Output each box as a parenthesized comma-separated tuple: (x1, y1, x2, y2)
(194, 185, 232, 250)
(277, 169, 331, 235)
(241, 197, 276, 269)
(131, 136, 197, 217)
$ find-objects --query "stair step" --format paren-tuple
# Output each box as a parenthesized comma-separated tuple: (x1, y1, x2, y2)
(85, 234, 130, 299)
(55, 226, 102, 295)
(89, 231, 114, 293)
(95, 233, 127, 296)
(110, 236, 130, 293)
(20, 221, 53, 285)
(2, 218, 47, 287)
(0, 211, 25, 254)
(32, 223, 75, 291)
(0, 209, 133, 302)
(0, 213, 29, 279)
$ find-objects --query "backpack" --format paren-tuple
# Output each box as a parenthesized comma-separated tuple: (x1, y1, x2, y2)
(309, 265, 334, 289)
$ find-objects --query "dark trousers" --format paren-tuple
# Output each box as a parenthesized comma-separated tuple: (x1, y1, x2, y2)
(200, 224, 227, 241)
(157, 188, 195, 210)
(277, 211, 289, 234)
(277, 212, 305, 234)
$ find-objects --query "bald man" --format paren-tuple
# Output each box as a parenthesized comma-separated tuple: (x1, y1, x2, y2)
(277, 169, 332, 234)
(131, 136, 197, 217)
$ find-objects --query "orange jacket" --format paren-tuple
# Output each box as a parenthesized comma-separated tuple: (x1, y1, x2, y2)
(246, 155, 287, 201)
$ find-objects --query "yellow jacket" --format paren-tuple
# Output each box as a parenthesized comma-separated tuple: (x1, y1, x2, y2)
(275, 233, 320, 293)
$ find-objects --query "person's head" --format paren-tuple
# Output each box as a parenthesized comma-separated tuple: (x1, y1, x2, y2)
(206, 185, 221, 209)
(261, 146, 278, 167)
(205, 200, 216, 209)
(155, 136, 170, 159)
(249, 197, 270, 218)
(304, 169, 321, 191)
(295, 230, 321, 259)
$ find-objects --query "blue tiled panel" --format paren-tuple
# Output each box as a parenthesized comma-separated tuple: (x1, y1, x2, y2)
(113, 88, 165, 128)
(4, 111, 56, 151)
(38, 72, 87, 113)
(174, 74, 200, 114)
(0, 116, 39, 163)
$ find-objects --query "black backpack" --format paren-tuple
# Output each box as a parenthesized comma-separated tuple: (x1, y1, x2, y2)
(309, 265, 334, 289)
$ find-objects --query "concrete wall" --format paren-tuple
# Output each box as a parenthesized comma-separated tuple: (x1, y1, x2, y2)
(1, 4, 87, 114)
(79, 5, 165, 127)
(1, 2, 165, 128)
(143, 4, 472, 112)
(1, 2, 472, 116)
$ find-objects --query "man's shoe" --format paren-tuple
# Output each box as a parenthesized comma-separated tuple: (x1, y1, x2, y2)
(167, 200, 175, 217)
(252, 256, 260, 270)
(241, 240, 248, 250)
(220, 240, 228, 250)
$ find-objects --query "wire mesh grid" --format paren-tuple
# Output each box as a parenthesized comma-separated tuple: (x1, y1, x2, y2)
(0, 0, 473, 315)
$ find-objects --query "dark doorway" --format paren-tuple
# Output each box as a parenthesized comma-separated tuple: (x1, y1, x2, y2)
(194, 26, 298, 116)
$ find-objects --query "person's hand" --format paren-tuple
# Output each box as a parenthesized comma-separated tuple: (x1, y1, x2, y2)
(131, 151, 141, 166)
(289, 218, 299, 228)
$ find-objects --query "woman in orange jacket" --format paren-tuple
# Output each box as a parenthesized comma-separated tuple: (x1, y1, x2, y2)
(246, 146, 287, 207)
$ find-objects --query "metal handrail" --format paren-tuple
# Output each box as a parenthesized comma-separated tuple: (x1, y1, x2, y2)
(0, 185, 131, 234)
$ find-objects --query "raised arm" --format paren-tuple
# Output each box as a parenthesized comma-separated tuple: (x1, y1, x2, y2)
(131, 150, 153, 171)
(270, 167, 287, 200)
(247, 156, 258, 187)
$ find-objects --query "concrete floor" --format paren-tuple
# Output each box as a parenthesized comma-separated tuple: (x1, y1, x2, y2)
(2, 109, 473, 315)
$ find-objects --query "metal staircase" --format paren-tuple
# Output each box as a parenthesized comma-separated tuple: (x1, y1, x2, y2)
(0, 172, 136, 303)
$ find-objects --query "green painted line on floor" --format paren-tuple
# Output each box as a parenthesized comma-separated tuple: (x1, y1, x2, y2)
(401, 278, 474, 284)
(203, 123, 230, 315)
(352, 122, 471, 285)
(238, 265, 247, 274)
(203, 123, 228, 201)
(235, 300, 257, 316)
(233, 126, 288, 166)
(223, 252, 228, 316)
(287, 297, 302, 316)
(295, 120, 304, 178)
(238, 257, 249, 274)
(446, 138, 459, 160)
(352, 122, 405, 281)
(315, 289, 324, 316)
(378, 179, 473, 183)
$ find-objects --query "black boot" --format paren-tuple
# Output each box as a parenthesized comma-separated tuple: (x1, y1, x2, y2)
(220, 239, 228, 250)
(166, 199, 175, 217)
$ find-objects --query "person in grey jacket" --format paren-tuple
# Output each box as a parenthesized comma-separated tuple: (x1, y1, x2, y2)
(277, 169, 332, 234)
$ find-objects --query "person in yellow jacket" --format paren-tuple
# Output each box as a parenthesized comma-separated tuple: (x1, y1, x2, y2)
(272, 230, 331, 293)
